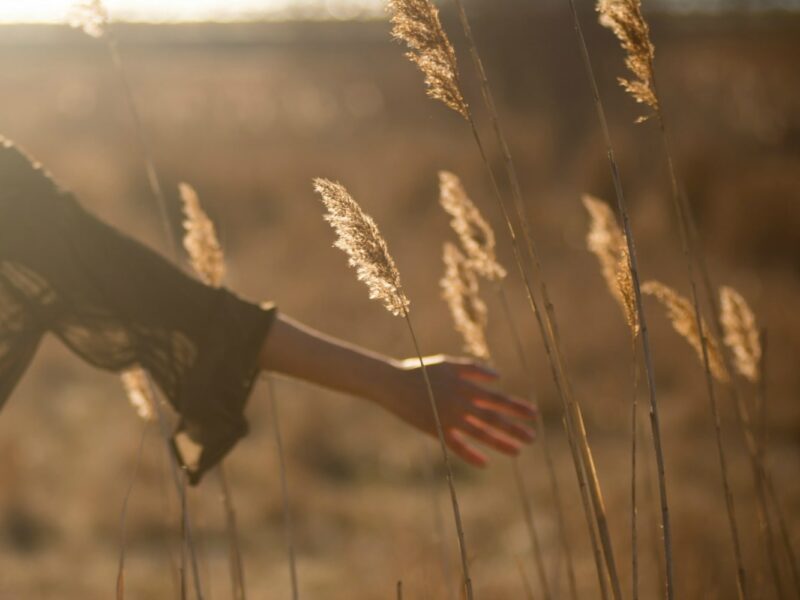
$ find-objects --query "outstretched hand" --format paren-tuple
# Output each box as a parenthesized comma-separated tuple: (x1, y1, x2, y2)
(378, 355, 538, 467)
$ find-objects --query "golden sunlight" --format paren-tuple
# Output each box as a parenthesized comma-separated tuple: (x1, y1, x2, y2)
(0, 0, 382, 23)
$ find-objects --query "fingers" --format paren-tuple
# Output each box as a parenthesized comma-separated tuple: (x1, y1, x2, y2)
(465, 384, 538, 420)
(455, 360, 499, 383)
(446, 430, 487, 467)
(469, 407, 536, 443)
(461, 416, 522, 456)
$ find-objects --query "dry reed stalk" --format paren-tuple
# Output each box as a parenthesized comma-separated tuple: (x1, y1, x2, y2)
(598, 2, 774, 596)
(70, 4, 207, 596)
(440, 4, 626, 596)
(116, 423, 149, 599)
(677, 187, 799, 596)
(439, 172, 572, 599)
(562, 1, 674, 595)
(179, 182, 251, 599)
(511, 458, 553, 600)
(314, 178, 473, 599)
(516, 556, 537, 600)
(389, 1, 620, 594)
(753, 332, 798, 595)
(707, 287, 796, 597)
(496, 285, 579, 600)
(642, 280, 747, 598)
(629, 337, 640, 600)
(267, 377, 300, 600)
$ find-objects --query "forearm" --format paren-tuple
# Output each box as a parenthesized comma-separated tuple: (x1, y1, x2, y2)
(258, 313, 400, 402)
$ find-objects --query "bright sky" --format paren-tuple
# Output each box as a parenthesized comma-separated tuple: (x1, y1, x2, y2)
(0, 0, 797, 23)
(0, 0, 385, 23)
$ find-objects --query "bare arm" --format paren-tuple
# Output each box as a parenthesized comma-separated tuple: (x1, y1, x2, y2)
(259, 313, 537, 466)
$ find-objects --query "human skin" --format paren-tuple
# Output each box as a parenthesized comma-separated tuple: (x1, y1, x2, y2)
(259, 313, 537, 466)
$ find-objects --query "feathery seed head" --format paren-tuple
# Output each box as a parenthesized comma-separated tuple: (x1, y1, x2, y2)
(121, 367, 156, 422)
(643, 280, 729, 382)
(583, 194, 638, 336)
(314, 178, 410, 317)
(388, 0, 468, 119)
(441, 242, 490, 360)
(439, 171, 506, 281)
(597, 0, 659, 122)
(616, 244, 639, 337)
(69, 0, 109, 38)
(719, 286, 761, 383)
(180, 183, 225, 288)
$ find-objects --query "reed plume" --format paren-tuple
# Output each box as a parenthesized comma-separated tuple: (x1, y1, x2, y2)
(404, 1, 626, 593)
(315, 177, 473, 599)
(441, 243, 489, 361)
(70, 3, 199, 596)
(600, 1, 755, 595)
(177, 183, 248, 600)
(68, 0, 108, 39)
(719, 287, 761, 384)
(314, 178, 410, 316)
(180, 183, 225, 288)
(596, 0, 658, 122)
(438, 174, 557, 599)
(121, 367, 156, 422)
(583, 194, 638, 336)
(439, 171, 506, 281)
(388, 0, 468, 119)
(642, 281, 728, 382)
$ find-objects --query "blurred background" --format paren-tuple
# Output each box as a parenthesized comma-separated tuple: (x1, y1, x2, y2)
(0, 1, 798, 598)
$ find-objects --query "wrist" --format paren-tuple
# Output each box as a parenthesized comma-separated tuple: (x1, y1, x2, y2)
(360, 357, 405, 405)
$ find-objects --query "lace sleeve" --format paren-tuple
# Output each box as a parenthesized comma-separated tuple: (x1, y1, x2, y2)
(0, 139, 276, 484)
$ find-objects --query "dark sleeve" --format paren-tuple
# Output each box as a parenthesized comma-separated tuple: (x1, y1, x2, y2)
(0, 139, 277, 484)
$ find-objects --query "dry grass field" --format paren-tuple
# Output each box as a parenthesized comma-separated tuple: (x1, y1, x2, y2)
(0, 6, 798, 599)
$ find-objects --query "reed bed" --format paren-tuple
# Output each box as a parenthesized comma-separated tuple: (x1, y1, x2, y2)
(12, 2, 794, 598)
(389, 2, 622, 596)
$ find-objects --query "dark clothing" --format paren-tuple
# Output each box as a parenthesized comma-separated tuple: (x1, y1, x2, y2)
(0, 139, 276, 484)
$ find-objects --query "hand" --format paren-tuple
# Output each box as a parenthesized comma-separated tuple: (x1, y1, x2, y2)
(377, 355, 538, 467)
